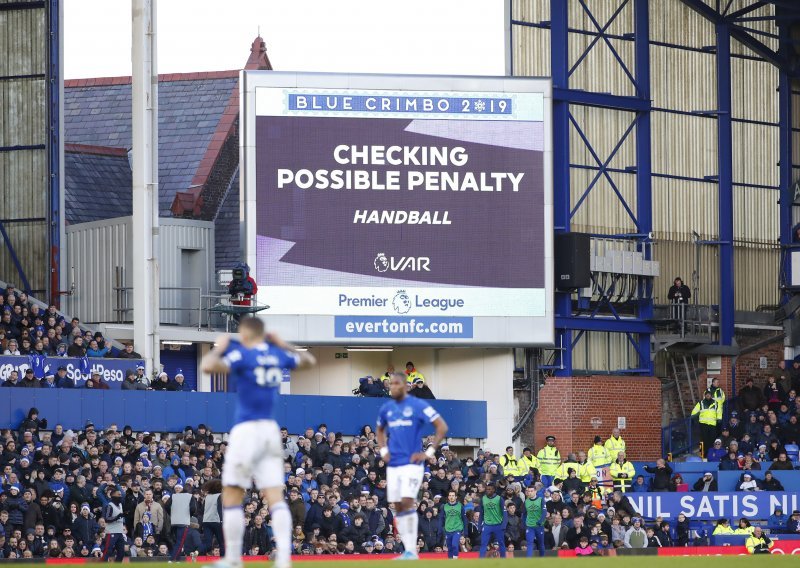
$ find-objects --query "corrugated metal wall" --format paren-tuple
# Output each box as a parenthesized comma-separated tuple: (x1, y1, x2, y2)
(0, 0, 50, 295)
(512, 0, 783, 371)
(65, 218, 215, 325)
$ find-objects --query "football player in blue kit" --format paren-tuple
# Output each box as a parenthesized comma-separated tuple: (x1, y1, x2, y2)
(201, 317, 315, 568)
(377, 373, 448, 560)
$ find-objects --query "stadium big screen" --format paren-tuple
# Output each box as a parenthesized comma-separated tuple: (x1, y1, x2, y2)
(241, 72, 553, 346)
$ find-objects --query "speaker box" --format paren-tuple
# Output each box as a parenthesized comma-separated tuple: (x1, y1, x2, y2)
(555, 233, 591, 290)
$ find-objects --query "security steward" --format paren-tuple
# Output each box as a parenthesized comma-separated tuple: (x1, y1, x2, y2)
(500, 446, 522, 479)
(520, 447, 540, 480)
(691, 390, 720, 458)
(609, 451, 635, 492)
(537, 436, 561, 488)
(746, 526, 774, 554)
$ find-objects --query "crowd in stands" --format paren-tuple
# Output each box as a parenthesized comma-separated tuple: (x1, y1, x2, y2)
(357, 363, 435, 399)
(0, 287, 197, 391)
(2, 405, 799, 561)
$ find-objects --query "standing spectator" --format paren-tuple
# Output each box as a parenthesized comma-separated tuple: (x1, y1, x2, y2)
(133, 490, 164, 537)
(643, 459, 673, 492)
(764, 376, 785, 411)
(86, 340, 110, 358)
(691, 391, 719, 457)
(738, 378, 764, 414)
(117, 343, 141, 359)
(667, 277, 691, 304)
(623, 517, 647, 548)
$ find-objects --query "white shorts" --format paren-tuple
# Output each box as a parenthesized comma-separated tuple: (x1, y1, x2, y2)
(386, 464, 424, 503)
(222, 419, 283, 490)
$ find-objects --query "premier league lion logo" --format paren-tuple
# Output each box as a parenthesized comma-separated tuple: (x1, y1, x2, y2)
(374, 253, 389, 273)
(392, 290, 411, 314)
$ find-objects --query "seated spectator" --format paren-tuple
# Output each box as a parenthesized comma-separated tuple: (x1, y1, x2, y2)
(768, 507, 787, 533)
(409, 377, 435, 400)
(40, 372, 58, 389)
(358, 376, 386, 397)
(738, 378, 764, 415)
(55, 365, 74, 388)
(692, 472, 717, 492)
(85, 340, 110, 358)
(707, 439, 727, 462)
(769, 452, 794, 471)
(84, 371, 110, 390)
(761, 471, 784, 491)
(117, 343, 142, 359)
(2, 369, 20, 386)
(67, 336, 86, 357)
(738, 473, 759, 491)
(19, 368, 41, 388)
(670, 474, 688, 492)
(788, 510, 800, 535)
(168, 370, 192, 392)
(4, 338, 20, 355)
(151, 372, 171, 391)
(121, 370, 146, 391)
(630, 475, 649, 493)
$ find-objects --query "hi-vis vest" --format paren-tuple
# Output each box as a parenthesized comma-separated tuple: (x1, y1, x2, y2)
(587, 444, 611, 467)
(577, 461, 595, 483)
(604, 436, 626, 462)
(520, 454, 540, 475)
(609, 460, 635, 492)
(537, 446, 560, 476)
(708, 386, 725, 420)
(500, 453, 521, 477)
(691, 399, 719, 426)
(557, 461, 581, 481)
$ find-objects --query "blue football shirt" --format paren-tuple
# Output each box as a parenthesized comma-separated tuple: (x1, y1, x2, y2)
(377, 395, 440, 466)
(223, 339, 299, 425)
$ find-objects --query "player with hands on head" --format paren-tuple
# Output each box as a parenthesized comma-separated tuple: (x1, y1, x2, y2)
(201, 317, 315, 568)
(376, 373, 448, 560)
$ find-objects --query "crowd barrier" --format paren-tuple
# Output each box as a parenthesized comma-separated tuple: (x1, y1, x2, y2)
(631, 461, 800, 492)
(0, 390, 487, 438)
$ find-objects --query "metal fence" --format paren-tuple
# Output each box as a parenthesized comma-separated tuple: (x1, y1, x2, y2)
(661, 415, 700, 458)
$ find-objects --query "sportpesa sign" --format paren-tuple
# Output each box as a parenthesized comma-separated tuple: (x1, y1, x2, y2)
(241, 72, 553, 345)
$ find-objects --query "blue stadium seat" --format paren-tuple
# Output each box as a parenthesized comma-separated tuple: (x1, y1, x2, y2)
(785, 443, 799, 463)
(684, 455, 704, 462)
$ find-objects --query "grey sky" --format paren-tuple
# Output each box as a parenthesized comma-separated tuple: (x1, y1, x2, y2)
(64, 0, 507, 79)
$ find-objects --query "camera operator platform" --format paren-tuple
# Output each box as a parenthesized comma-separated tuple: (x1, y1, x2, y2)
(209, 263, 269, 331)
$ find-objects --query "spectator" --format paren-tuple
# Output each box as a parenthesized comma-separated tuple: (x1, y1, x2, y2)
(738, 473, 759, 491)
(19, 369, 41, 388)
(667, 277, 690, 304)
(54, 366, 74, 388)
(768, 508, 787, 533)
(357, 376, 386, 398)
(769, 452, 793, 471)
(707, 439, 727, 462)
(4, 339, 20, 355)
(623, 517, 647, 548)
(121, 370, 146, 391)
(788, 510, 800, 535)
(2, 369, 20, 387)
(117, 343, 141, 359)
(151, 372, 170, 391)
(738, 378, 764, 414)
(39, 373, 57, 389)
(67, 337, 85, 358)
(168, 370, 192, 392)
(761, 472, 784, 491)
(630, 475, 649, 493)
(692, 472, 717, 492)
(643, 459, 672, 492)
(134, 365, 150, 388)
(764, 376, 785, 411)
(408, 377, 435, 399)
(84, 371, 109, 390)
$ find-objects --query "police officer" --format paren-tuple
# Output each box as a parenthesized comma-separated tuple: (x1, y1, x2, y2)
(537, 436, 561, 488)
(691, 391, 719, 458)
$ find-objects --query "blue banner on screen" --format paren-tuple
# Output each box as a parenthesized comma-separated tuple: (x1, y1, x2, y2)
(334, 316, 473, 339)
(0, 355, 145, 389)
(246, 73, 554, 346)
(626, 492, 800, 520)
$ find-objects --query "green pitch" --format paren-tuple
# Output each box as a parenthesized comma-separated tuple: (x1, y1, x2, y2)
(138, 557, 798, 568)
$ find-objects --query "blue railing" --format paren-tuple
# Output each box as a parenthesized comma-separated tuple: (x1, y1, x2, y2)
(661, 415, 700, 457)
(0, 390, 487, 438)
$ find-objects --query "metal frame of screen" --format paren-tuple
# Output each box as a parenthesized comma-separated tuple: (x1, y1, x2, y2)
(240, 71, 553, 346)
